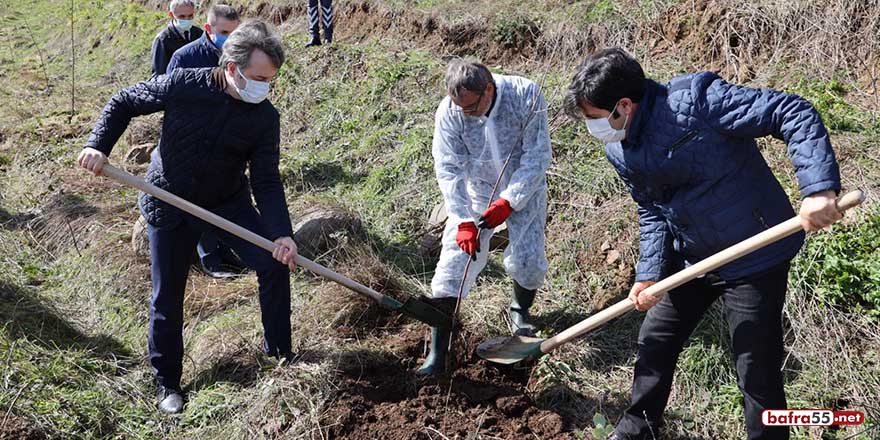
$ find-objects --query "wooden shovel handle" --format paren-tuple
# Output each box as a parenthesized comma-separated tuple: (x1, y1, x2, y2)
(101, 163, 386, 303)
(539, 190, 866, 354)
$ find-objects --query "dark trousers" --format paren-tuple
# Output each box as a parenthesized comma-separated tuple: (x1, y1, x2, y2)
(307, 0, 333, 38)
(196, 231, 222, 269)
(196, 231, 243, 271)
(615, 262, 791, 440)
(147, 202, 291, 389)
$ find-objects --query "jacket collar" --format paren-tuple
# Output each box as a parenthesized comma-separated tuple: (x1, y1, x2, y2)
(198, 32, 221, 55)
(168, 22, 187, 40)
(623, 79, 664, 147)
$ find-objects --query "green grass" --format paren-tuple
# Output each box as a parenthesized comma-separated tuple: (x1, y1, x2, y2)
(787, 78, 880, 133)
(794, 205, 880, 319)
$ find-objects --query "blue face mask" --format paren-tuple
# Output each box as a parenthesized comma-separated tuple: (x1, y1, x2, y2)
(212, 33, 228, 49)
(174, 19, 193, 33)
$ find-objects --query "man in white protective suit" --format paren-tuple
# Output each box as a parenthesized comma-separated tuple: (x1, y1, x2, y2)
(418, 59, 552, 375)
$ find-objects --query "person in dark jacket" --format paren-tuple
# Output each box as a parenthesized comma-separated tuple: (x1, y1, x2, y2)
(166, 4, 243, 279)
(564, 48, 843, 440)
(305, 0, 333, 47)
(166, 4, 240, 74)
(150, 0, 203, 77)
(79, 20, 297, 415)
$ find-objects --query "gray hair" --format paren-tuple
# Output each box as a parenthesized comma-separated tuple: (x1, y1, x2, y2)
(445, 59, 493, 99)
(219, 20, 285, 69)
(208, 4, 240, 25)
(169, 0, 195, 12)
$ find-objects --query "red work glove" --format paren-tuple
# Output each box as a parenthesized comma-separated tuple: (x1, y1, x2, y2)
(478, 198, 513, 229)
(456, 221, 480, 261)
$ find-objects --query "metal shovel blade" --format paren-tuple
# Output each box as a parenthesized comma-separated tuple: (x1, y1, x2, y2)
(476, 335, 545, 364)
(391, 296, 452, 329)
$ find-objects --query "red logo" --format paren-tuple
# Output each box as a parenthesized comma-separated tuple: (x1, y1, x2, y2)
(762, 410, 865, 426)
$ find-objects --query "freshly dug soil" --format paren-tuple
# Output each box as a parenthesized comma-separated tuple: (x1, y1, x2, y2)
(321, 329, 574, 439)
(0, 415, 47, 440)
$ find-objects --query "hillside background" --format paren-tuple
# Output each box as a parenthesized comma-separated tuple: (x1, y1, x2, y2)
(1, 0, 879, 438)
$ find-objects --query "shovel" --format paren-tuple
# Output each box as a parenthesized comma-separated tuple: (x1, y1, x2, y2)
(477, 190, 866, 364)
(99, 163, 451, 329)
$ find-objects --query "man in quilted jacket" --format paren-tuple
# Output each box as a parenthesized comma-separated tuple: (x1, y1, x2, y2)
(564, 48, 843, 440)
(78, 20, 297, 415)
(151, 0, 203, 77)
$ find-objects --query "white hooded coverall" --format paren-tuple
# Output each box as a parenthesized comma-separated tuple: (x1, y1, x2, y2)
(431, 74, 552, 299)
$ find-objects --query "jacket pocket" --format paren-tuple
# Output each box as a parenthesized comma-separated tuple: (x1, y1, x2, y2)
(706, 194, 764, 252)
(666, 129, 698, 159)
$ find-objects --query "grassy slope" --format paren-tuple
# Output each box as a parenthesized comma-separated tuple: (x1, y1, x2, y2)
(1, 0, 879, 439)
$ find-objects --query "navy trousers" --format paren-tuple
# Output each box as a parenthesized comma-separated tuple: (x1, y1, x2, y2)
(196, 230, 240, 271)
(614, 262, 791, 440)
(147, 202, 291, 389)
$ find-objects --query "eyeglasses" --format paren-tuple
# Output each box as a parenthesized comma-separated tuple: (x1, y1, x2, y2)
(454, 88, 485, 114)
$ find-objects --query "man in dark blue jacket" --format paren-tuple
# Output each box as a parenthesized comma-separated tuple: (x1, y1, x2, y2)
(565, 48, 843, 440)
(151, 0, 203, 77)
(166, 4, 240, 74)
(79, 20, 297, 415)
(166, 4, 242, 279)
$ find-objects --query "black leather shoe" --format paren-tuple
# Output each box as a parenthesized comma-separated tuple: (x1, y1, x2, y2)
(276, 351, 300, 366)
(157, 386, 184, 414)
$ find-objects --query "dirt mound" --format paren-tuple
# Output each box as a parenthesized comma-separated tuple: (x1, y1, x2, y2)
(322, 329, 573, 439)
(642, 0, 880, 83)
(293, 205, 363, 260)
(313, 283, 404, 338)
(309, 249, 420, 337)
(124, 118, 160, 147)
(0, 415, 47, 440)
(338, 2, 539, 65)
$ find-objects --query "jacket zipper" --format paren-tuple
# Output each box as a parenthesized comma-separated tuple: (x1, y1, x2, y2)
(667, 129, 698, 158)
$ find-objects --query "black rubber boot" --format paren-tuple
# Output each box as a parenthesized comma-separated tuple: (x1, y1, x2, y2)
(415, 326, 451, 375)
(321, 0, 334, 44)
(305, 3, 321, 47)
(509, 282, 537, 337)
(305, 33, 321, 47)
(416, 297, 457, 376)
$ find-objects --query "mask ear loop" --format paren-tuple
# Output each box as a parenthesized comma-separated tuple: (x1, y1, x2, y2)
(609, 101, 629, 131)
(608, 102, 620, 121)
(235, 66, 247, 85)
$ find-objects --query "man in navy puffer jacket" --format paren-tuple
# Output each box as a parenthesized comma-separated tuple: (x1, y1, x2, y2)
(565, 48, 843, 439)
(78, 20, 298, 415)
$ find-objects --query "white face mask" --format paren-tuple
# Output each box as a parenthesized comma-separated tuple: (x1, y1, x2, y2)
(585, 103, 628, 143)
(174, 18, 193, 32)
(233, 66, 270, 104)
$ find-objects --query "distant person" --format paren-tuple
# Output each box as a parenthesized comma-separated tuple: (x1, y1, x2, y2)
(305, 0, 333, 47)
(167, 4, 240, 73)
(151, 0, 202, 77)
(167, 4, 245, 279)
(79, 20, 298, 415)
(565, 47, 842, 440)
